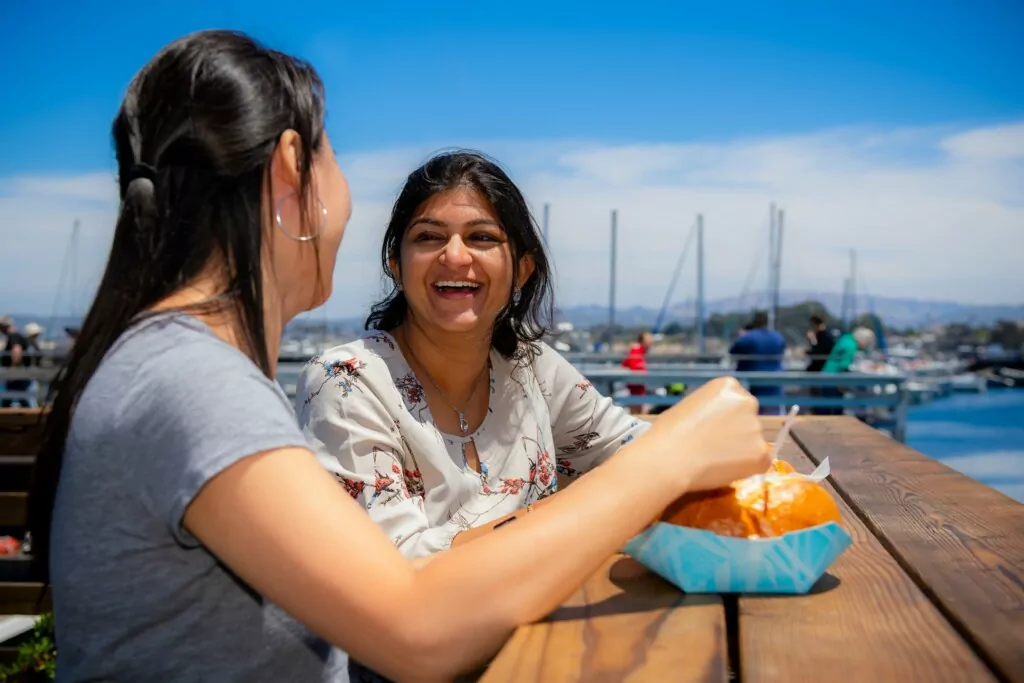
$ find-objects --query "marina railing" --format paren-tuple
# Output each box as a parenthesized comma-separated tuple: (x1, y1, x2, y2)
(0, 362, 911, 442)
(563, 353, 868, 373)
(578, 368, 910, 442)
(0, 366, 56, 405)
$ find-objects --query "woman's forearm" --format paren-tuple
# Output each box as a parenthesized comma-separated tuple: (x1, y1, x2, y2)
(403, 435, 687, 678)
(449, 494, 557, 547)
(187, 378, 765, 683)
(187, 440, 680, 682)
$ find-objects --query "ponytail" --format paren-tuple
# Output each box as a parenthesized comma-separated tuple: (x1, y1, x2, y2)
(28, 166, 166, 580)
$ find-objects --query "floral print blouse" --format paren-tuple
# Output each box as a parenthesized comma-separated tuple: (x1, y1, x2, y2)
(295, 331, 650, 559)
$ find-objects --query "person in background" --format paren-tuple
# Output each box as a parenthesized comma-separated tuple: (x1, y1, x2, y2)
(729, 311, 786, 416)
(1, 315, 30, 408)
(823, 327, 876, 374)
(622, 331, 652, 414)
(21, 322, 43, 408)
(30, 29, 771, 682)
(805, 314, 839, 415)
(805, 315, 836, 372)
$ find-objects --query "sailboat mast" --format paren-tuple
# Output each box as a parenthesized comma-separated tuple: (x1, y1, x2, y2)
(608, 210, 617, 337)
(47, 219, 81, 339)
(70, 220, 80, 318)
(542, 203, 550, 243)
(849, 249, 857, 325)
(773, 208, 784, 330)
(767, 202, 777, 328)
(696, 213, 705, 353)
(652, 220, 696, 335)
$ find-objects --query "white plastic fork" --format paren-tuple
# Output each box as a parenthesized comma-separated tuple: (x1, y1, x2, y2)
(769, 404, 801, 462)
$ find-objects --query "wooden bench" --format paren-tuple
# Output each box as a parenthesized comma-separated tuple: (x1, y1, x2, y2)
(0, 408, 51, 663)
(481, 416, 1024, 682)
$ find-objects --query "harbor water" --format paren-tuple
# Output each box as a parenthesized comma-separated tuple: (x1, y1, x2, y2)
(908, 389, 1024, 503)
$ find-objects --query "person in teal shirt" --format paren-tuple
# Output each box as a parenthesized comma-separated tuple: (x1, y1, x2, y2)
(823, 327, 876, 373)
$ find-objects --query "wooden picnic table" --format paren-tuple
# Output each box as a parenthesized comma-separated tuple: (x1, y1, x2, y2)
(4, 410, 1022, 679)
(481, 415, 1024, 683)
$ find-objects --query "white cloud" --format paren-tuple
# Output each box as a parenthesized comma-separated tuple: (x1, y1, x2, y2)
(7, 173, 119, 203)
(941, 123, 1024, 162)
(1, 120, 1022, 321)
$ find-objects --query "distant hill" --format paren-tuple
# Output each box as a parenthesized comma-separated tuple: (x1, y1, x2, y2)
(8, 291, 1022, 341)
(554, 291, 1024, 329)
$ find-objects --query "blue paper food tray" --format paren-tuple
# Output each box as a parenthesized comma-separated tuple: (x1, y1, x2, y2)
(623, 521, 852, 594)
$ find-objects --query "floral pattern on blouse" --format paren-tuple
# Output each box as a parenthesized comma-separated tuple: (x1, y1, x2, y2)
(295, 331, 650, 559)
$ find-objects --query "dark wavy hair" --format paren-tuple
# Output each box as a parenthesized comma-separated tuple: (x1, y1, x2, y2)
(28, 29, 326, 581)
(365, 151, 554, 358)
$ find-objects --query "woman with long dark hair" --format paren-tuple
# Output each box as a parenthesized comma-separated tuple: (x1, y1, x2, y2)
(297, 151, 656, 556)
(31, 30, 770, 682)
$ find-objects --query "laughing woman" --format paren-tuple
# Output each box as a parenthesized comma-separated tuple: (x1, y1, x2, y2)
(296, 151, 650, 557)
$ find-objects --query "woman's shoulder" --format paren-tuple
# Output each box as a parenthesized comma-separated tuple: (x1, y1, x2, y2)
(308, 331, 402, 368)
(85, 314, 295, 439)
(494, 340, 581, 399)
(295, 331, 405, 413)
(116, 313, 278, 391)
(510, 340, 572, 376)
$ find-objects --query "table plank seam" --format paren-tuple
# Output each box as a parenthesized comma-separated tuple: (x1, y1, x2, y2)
(791, 427, 1015, 683)
(724, 595, 740, 683)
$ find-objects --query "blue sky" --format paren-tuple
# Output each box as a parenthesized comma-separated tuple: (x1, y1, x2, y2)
(2, 1, 1021, 173)
(1, 1, 1022, 316)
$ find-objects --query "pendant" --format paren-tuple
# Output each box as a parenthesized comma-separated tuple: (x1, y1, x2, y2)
(458, 412, 469, 433)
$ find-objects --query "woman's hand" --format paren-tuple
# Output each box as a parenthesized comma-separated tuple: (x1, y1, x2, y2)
(638, 376, 771, 493)
(452, 377, 767, 551)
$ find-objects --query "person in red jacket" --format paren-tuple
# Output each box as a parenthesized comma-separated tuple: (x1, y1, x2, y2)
(622, 332, 652, 414)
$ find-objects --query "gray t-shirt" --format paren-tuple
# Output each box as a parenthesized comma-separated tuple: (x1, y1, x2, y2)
(50, 313, 349, 682)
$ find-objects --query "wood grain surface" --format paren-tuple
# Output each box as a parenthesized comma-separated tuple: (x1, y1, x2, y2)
(0, 408, 46, 456)
(0, 492, 27, 528)
(793, 417, 1024, 683)
(480, 555, 728, 683)
(738, 421, 997, 682)
(0, 583, 50, 615)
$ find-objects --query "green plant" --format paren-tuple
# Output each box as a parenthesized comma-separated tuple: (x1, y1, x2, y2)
(0, 613, 56, 682)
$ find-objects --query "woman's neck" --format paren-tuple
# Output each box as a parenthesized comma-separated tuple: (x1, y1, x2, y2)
(155, 276, 284, 378)
(397, 317, 491, 404)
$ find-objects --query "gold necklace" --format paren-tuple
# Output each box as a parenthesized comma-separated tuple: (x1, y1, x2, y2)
(403, 337, 489, 434)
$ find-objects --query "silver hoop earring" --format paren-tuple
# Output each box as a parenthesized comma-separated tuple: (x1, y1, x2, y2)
(275, 191, 326, 242)
(512, 288, 522, 305)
